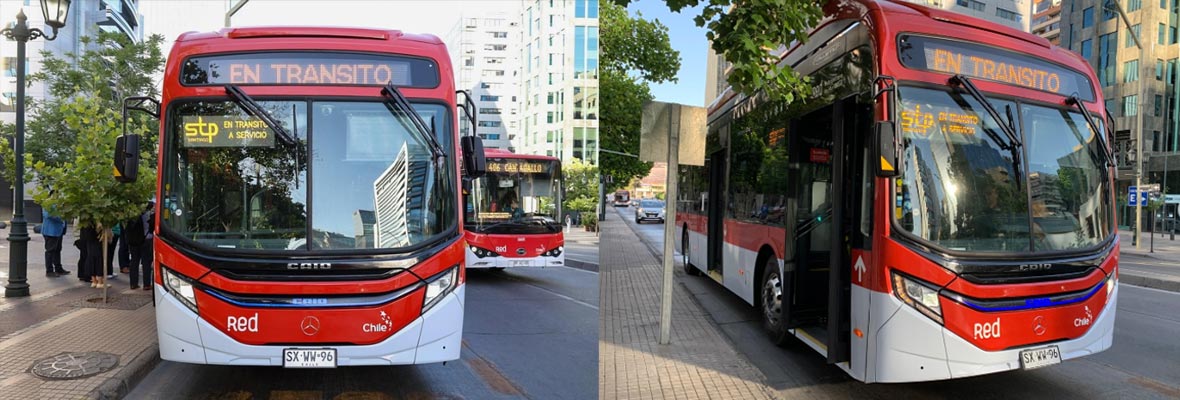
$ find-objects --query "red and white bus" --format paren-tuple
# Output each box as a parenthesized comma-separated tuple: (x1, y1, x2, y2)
(676, 0, 1117, 382)
(118, 27, 485, 367)
(464, 149, 564, 269)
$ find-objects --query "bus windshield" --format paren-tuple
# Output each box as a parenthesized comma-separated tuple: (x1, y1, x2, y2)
(161, 99, 456, 252)
(467, 158, 561, 234)
(895, 86, 1111, 253)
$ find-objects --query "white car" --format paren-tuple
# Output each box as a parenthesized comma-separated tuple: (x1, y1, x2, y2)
(634, 199, 666, 224)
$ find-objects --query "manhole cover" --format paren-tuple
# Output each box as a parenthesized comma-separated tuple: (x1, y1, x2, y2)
(60, 293, 153, 310)
(29, 352, 119, 380)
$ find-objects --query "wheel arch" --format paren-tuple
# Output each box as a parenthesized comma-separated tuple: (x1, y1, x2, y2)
(753, 244, 779, 308)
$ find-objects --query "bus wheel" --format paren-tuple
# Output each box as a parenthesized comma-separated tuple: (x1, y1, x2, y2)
(761, 259, 790, 345)
(682, 229, 700, 276)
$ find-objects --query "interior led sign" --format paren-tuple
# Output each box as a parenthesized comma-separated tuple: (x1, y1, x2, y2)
(486, 159, 548, 174)
(181, 115, 274, 147)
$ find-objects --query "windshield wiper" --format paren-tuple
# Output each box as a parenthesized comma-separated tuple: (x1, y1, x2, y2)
(1066, 96, 1115, 168)
(949, 75, 1023, 150)
(380, 82, 445, 162)
(224, 85, 297, 147)
(949, 75, 1024, 183)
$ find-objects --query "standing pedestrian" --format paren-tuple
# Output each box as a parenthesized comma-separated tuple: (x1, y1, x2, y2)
(124, 202, 153, 290)
(41, 207, 69, 277)
(118, 222, 131, 274)
(139, 202, 155, 291)
(80, 224, 106, 288)
(105, 222, 121, 279)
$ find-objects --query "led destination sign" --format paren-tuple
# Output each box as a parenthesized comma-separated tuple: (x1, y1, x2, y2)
(486, 159, 549, 174)
(899, 35, 1095, 101)
(181, 52, 440, 87)
(181, 116, 274, 148)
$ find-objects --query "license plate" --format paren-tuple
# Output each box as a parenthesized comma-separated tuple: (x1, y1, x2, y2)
(647, 213, 657, 217)
(1019, 345, 1061, 370)
(283, 348, 337, 368)
(512, 260, 531, 267)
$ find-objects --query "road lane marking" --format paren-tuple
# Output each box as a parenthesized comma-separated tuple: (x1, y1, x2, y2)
(462, 340, 526, 397)
(493, 273, 598, 310)
(553, 265, 598, 275)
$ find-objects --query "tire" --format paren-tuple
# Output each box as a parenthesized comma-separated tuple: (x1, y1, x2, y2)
(760, 257, 791, 345)
(635, 217, 641, 224)
(682, 229, 700, 276)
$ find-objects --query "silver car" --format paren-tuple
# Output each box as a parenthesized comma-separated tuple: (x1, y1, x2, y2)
(634, 199, 666, 224)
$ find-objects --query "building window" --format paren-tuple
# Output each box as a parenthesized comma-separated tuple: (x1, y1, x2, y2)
(995, 8, 1021, 22)
(1161, 23, 1168, 44)
(1083, 7, 1095, 27)
(1169, 59, 1178, 84)
(483, 44, 508, 51)
(1126, 24, 1141, 48)
(1103, 0, 1118, 20)
(1156, 95, 1165, 116)
(480, 95, 501, 101)
(464, 57, 474, 67)
(1124, 95, 1138, 116)
(477, 121, 502, 127)
(1098, 32, 1117, 86)
(1155, 131, 1162, 152)
(1158, 59, 1166, 79)
(490, 31, 508, 39)
(1124, 59, 1140, 82)
(1106, 98, 1119, 117)
(1080, 39, 1092, 60)
(481, 70, 505, 77)
(479, 108, 502, 115)
(957, 0, 986, 12)
(1129, 0, 1142, 11)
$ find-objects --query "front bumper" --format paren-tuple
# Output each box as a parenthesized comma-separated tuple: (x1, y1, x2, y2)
(465, 246, 564, 269)
(869, 284, 1116, 382)
(155, 283, 465, 366)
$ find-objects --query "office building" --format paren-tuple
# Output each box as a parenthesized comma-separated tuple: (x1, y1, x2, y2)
(373, 143, 430, 248)
(0, 0, 143, 123)
(900, 0, 1031, 31)
(1059, 0, 1179, 221)
(447, 13, 522, 151)
(517, 0, 598, 164)
(1030, 0, 1063, 44)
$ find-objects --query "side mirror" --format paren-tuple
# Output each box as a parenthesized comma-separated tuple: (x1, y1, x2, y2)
(114, 134, 141, 183)
(461, 136, 487, 178)
(874, 121, 898, 177)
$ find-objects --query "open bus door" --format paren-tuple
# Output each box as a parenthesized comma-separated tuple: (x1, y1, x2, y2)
(785, 95, 870, 365)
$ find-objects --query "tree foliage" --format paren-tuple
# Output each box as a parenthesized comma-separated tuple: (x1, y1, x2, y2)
(616, 0, 824, 103)
(562, 158, 600, 216)
(28, 97, 156, 229)
(1, 31, 165, 184)
(600, 1, 680, 192)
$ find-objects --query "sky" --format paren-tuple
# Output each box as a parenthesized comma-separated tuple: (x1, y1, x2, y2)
(625, 0, 708, 107)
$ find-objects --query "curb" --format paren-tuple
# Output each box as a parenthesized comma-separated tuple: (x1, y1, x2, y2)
(88, 341, 160, 400)
(1120, 273, 1180, 293)
(564, 258, 599, 272)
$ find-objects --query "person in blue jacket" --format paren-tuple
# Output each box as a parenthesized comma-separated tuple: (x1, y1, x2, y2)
(41, 207, 70, 277)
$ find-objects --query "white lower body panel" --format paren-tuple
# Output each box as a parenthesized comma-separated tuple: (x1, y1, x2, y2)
(465, 248, 563, 269)
(866, 286, 1117, 383)
(155, 284, 465, 366)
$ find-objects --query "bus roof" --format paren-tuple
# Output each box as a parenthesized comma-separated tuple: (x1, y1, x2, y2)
(175, 26, 443, 45)
(484, 148, 560, 162)
(709, 0, 1103, 114)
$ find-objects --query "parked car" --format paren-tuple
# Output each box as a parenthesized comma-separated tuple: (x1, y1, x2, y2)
(635, 199, 666, 224)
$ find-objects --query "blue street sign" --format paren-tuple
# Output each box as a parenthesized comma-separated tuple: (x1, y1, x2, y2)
(1128, 187, 1148, 206)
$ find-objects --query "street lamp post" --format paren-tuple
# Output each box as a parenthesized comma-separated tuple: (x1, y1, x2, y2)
(2, 0, 72, 298)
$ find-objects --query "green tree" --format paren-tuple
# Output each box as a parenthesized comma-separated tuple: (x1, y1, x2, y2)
(600, 1, 680, 192)
(562, 158, 600, 220)
(1, 31, 165, 184)
(616, 0, 824, 102)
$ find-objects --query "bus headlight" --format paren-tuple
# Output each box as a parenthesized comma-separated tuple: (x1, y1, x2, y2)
(469, 245, 500, 258)
(162, 266, 198, 313)
(422, 266, 459, 312)
(1106, 272, 1116, 299)
(891, 271, 943, 324)
(542, 246, 563, 257)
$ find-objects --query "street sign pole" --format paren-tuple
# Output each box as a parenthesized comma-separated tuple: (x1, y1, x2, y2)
(659, 105, 680, 345)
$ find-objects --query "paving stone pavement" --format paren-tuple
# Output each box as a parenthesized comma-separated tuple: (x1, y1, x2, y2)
(599, 211, 775, 400)
(0, 226, 159, 400)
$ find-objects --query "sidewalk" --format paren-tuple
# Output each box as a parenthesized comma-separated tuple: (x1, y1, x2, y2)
(1117, 229, 1180, 292)
(599, 211, 775, 399)
(0, 229, 159, 400)
(564, 223, 600, 271)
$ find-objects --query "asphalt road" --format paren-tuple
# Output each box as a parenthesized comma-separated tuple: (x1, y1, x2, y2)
(126, 266, 599, 400)
(614, 206, 1180, 399)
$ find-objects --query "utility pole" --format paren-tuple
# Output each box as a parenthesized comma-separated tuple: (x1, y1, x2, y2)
(1112, 0, 1148, 248)
(225, 0, 250, 28)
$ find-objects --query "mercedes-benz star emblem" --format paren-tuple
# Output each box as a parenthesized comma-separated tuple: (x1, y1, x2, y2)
(516, 248, 526, 255)
(301, 316, 321, 336)
(1032, 316, 1046, 336)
